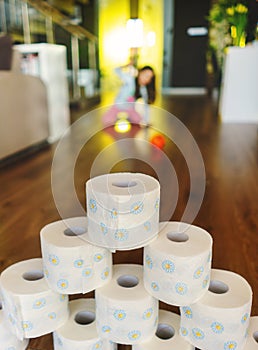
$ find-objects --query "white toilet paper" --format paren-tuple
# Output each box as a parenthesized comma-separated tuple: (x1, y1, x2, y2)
(179, 269, 253, 350)
(144, 221, 213, 306)
(95, 264, 158, 345)
(53, 298, 117, 350)
(0, 258, 69, 340)
(0, 300, 29, 350)
(244, 316, 258, 349)
(132, 309, 194, 350)
(40, 217, 112, 294)
(86, 172, 160, 250)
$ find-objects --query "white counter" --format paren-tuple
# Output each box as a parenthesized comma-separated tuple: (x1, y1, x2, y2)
(219, 45, 258, 123)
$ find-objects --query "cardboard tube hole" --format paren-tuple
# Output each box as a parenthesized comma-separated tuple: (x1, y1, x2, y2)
(253, 331, 258, 343)
(167, 232, 189, 242)
(209, 280, 229, 294)
(23, 270, 44, 281)
(156, 323, 175, 340)
(112, 181, 137, 188)
(0, 301, 2, 310)
(74, 311, 95, 325)
(64, 226, 87, 236)
(117, 275, 139, 288)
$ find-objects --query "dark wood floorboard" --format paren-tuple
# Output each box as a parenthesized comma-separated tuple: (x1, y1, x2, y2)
(0, 93, 257, 349)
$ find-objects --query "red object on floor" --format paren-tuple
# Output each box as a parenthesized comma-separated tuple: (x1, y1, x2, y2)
(150, 134, 166, 149)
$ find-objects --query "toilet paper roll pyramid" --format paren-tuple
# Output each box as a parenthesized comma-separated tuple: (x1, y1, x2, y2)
(132, 309, 194, 350)
(40, 217, 112, 294)
(53, 298, 117, 350)
(0, 258, 69, 340)
(95, 264, 159, 345)
(143, 221, 213, 306)
(0, 298, 29, 350)
(179, 269, 253, 350)
(0, 171, 255, 350)
(86, 172, 160, 250)
(243, 316, 258, 349)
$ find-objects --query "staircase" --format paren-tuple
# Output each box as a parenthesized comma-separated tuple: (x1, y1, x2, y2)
(0, 0, 100, 106)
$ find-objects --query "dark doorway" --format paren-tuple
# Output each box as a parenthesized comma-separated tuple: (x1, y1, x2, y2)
(164, 0, 210, 87)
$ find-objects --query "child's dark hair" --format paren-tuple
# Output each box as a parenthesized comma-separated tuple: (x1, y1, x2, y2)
(135, 65, 156, 104)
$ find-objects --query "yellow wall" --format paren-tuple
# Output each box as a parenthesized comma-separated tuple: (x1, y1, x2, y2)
(99, 0, 164, 99)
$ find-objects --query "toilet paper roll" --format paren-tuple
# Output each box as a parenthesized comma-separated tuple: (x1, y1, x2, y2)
(86, 172, 160, 250)
(95, 264, 159, 345)
(53, 298, 117, 350)
(179, 269, 253, 350)
(244, 316, 258, 349)
(40, 217, 112, 294)
(144, 221, 213, 306)
(0, 300, 29, 350)
(0, 258, 69, 340)
(132, 309, 194, 350)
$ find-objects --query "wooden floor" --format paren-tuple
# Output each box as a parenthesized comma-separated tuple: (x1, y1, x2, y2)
(0, 92, 257, 349)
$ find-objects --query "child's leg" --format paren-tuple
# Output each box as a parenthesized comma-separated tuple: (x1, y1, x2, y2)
(102, 105, 119, 125)
(127, 106, 142, 124)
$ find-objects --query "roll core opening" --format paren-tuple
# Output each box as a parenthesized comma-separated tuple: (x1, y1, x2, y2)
(208, 280, 229, 294)
(23, 270, 44, 281)
(156, 323, 175, 340)
(117, 274, 139, 288)
(63, 226, 87, 236)
(167, 232, 189, 243)
(74, 310, 95, 325)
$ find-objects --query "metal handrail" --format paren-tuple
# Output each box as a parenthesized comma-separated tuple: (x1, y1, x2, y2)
(22, 0, 98, 42)
(0, 0, 99, 101)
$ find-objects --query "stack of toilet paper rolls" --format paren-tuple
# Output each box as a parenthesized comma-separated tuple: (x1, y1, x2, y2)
(0, 172, 256, 350)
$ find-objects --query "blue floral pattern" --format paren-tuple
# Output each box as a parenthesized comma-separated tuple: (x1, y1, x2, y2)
(193, 266, 204, 279)
(241, 313, 248, 324)
(101, 267, 110, 280)
(144, 221, 151, 231)
(128, 330, 141, 341)
(110, 208, 118, 219)
(145, 255, 153, 269)
(57, 279, 69, 290)
(154, 198, 160, 211)
(92, 340, 102, 349)
(211, 321, 224, 334)
(94, 253, 103, 262)
(114, 309, 126, 321)
(224, 341, 237, 349)
(44, 266, 49, 278)
(143, 308, 153, 320)
(162, 259, 175, 273)
(180, 327, 188, 336)
(82, 268, 93, 278)
(182, 306, 193, 319)
(151, 282, 159, 291)
(33, 298, 46, 309)
(130, 201, 144, 214)
(175, 282, 188, 295)
(203, 275, 209, 288)
(192, 327, 205, 340)
(100, 222, 108, 235)
(74, 259, 84, 268)
(48, 254, 60, 266)
(60, 294, 67, 302)
(22, 320, 33, 332)
(102, 325, 111, 333)
(114, 229, 128, 241)
(48, 312, 57, 320)
(89, 198, 97, 213)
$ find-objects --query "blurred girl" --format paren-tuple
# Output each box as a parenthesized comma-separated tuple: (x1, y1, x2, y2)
(103, 64, 156, 126)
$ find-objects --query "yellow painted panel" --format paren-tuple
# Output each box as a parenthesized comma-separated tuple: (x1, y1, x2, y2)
(99, 0, 164, 96)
